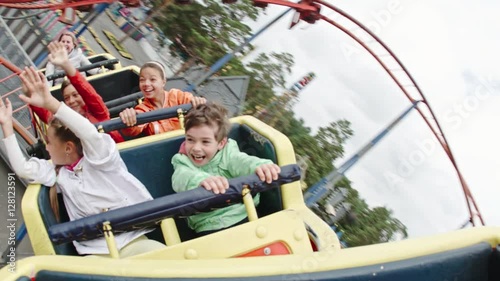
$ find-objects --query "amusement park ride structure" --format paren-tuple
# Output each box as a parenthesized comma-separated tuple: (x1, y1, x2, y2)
(0, 0, 484, 229)
(254, 0, 484, 227)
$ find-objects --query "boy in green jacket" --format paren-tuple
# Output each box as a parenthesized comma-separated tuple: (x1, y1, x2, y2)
(171, 103, 281, 236)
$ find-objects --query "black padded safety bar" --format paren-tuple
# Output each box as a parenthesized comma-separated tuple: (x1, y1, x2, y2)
(49, 164, 301, 244)
(94, 103, 192, 132)
(45, 58, 119, 81)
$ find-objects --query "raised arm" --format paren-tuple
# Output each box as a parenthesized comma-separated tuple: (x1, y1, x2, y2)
(48, 41, 78, 78)
(19, 67, 110, 162)
(0, 98, 56, 185)
(29, 104, 52, 124)
(68, 71, 109, 121)
(48, 42, 109, 121)
(0, 97, 15, 145)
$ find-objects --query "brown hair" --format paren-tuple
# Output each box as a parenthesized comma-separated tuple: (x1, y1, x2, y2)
(60, 78, 71, 93)
(140, 61, 166, 80)
(184, 102, 230, 142)
(49, 118, 83, 156)
(57, 31, 77, 49)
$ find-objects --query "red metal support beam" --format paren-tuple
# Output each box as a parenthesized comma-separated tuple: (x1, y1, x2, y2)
(0, 0, 113, 10)
(253, 0, 317, 11)
(251, 0, 484, 226)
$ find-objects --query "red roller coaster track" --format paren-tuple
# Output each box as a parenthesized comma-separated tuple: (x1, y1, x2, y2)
(0, 0, 139, 10)
(0, 0, 484, 226)
(0, 57, 38, 146)
(253, 0, 484, 226)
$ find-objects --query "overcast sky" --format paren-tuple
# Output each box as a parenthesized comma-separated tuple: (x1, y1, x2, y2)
(245, 0, 500, 238)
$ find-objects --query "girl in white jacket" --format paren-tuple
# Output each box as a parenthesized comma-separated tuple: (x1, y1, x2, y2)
(0, 67, 164, 257)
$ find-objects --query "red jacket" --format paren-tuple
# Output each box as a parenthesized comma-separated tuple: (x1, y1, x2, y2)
(121, 89, 193, 137)
(31, 71, 124, 143)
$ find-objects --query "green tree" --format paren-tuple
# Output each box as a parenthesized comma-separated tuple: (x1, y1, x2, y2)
(244, 52, 295, 114)
(149, 1, 408, 246)
(315, 120, 354, 161)
(334, 189, 408, 246)
(246, 52, 294, 88)
(153, 0, 260, 65)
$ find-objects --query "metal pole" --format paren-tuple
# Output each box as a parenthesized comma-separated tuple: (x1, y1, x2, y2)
(305, 101, 421, 206)
(118, 0, 173, 43)
(74, 3, 110, 37)
(34, 3, 110, 67)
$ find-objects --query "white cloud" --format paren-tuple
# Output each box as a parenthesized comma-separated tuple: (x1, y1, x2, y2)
(246, 0, 500, 238)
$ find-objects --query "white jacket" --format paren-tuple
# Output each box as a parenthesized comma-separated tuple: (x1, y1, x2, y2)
(2, 103, 153, 254)
(45, 48, 101, 86)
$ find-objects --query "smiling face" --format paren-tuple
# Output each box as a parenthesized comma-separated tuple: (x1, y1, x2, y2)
(62, 84, 85, 115)
(59, 34, 75, 54)
(139, 66, 166, 100)
(185, 124, 226, 167)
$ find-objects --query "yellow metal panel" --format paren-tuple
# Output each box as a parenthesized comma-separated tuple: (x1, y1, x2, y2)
(21, 184, 56, 256)
(130, 209, 313, 260)
(1, 227, 498, 280)
(230, 115, 304, 209)
(161, 218, 181, 246)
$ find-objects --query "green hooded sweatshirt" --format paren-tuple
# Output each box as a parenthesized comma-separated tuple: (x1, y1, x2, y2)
(171, 139, 272, 232)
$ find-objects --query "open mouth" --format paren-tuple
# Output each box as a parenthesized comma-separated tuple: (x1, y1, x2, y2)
(143, 89, 154, 95)
(191, 155, 206, 163)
